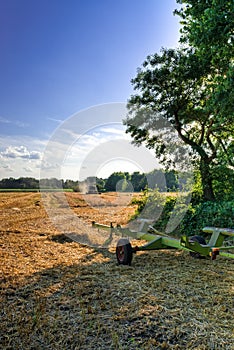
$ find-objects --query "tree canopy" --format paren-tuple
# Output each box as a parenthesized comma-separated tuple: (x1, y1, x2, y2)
(175, 0, 234, 120)
(124, 0, 234, 201)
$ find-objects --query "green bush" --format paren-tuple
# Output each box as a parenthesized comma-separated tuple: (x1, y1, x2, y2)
(151, 195, 177, 231)
(132, 190, 234, 237)
(131, 190, 167, 220)
(212, 166, 234, 201)
(179, 200, 234, 236)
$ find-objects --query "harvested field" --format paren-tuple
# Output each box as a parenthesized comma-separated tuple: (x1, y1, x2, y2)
(0, 192, 233, 349)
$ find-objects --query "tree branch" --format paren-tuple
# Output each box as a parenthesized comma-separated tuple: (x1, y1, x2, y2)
(174, 112, 208, 160)
(198, 121, 205, 146)
(219, 138, 234, 166)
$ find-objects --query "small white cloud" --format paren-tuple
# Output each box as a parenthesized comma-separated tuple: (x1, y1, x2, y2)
(60, 128, 81, 141)
(0, 116, 11, 124)
(1, 146, 41, 160)
(15, 121, 30, 128)
(40, 161, 60, 170)
(47, 117, 63, 124)
(29, 151, 41, 160)
(23, 166, 33, 173)
(0, 163, 13, 172)
(99, 126, 126, 136)
(0, 136, 45, 179)
(0, 163, 11, 169)
(0, 116, 29, 128)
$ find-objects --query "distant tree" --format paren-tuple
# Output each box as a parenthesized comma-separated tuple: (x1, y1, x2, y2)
(0, 177, 14, 189)
(96, 178, 106, 193)
(0, 177, 39, 189)
(144, 169, 165, 192)
(130, 171, 147, 192)
(105, 172, 126, 192)
(116, 178, 133, 192)
(64, 179, 79, 191)
(39, 178, 63, 189)
(101, 170, 180, 193)
(165, 171, 178, 192)
(19, 177, 39, 189)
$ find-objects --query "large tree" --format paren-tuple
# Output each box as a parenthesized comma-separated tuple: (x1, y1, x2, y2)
(124, 1, 234, 201)
(175, 0, 234, 120)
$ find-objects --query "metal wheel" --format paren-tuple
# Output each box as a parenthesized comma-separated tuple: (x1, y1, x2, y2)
(116, 238, 133, 265)
(189, 235, 206, 259)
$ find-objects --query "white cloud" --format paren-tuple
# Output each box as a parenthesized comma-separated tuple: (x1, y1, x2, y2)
(0, 116, 11, 124)
(59, 128, 80, 140)
(40, 161, 60, 171)
(0, 116, 29, 128)
(0, 120, 158, 181)
(61, 133, 158, 181)
(47, 117, 63, 124)
(23, 166, 33, 173)
(99, 126, 128, 136)
(1, 146, 41, 160)
(0, 136, 45, 179)
(0, 163, 13, 171)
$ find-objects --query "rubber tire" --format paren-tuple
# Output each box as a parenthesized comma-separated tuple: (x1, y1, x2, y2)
(189, 235, 206, 259)
(116, 238, 133, 265)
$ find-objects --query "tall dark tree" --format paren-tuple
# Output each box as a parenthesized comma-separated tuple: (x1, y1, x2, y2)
(124, 1, 234, 201)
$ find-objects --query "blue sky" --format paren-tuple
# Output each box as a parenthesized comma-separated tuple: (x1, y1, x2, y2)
(0, 0, 181, 180)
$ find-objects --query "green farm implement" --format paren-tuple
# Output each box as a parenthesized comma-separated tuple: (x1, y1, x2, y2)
(92, 220, 234, 265)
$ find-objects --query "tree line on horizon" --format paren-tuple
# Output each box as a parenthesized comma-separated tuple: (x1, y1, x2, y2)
(0, 169, 180, 193)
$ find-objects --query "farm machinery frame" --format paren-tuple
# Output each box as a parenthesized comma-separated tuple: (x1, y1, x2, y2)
(92, 220, 234, 265)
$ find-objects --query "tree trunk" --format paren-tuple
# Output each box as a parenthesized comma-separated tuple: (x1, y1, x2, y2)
(200, 158, 215, 201)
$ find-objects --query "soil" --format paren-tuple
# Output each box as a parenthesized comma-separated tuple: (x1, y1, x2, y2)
(0, 192, 233, 349)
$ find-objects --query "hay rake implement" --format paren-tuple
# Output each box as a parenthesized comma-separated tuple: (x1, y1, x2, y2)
(92, 220, 234, 265)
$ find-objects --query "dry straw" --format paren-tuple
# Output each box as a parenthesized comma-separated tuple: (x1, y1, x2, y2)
(0, 193, 233, 349)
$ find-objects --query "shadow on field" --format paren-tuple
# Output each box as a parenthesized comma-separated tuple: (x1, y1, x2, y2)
(1, 245, 234, 350)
